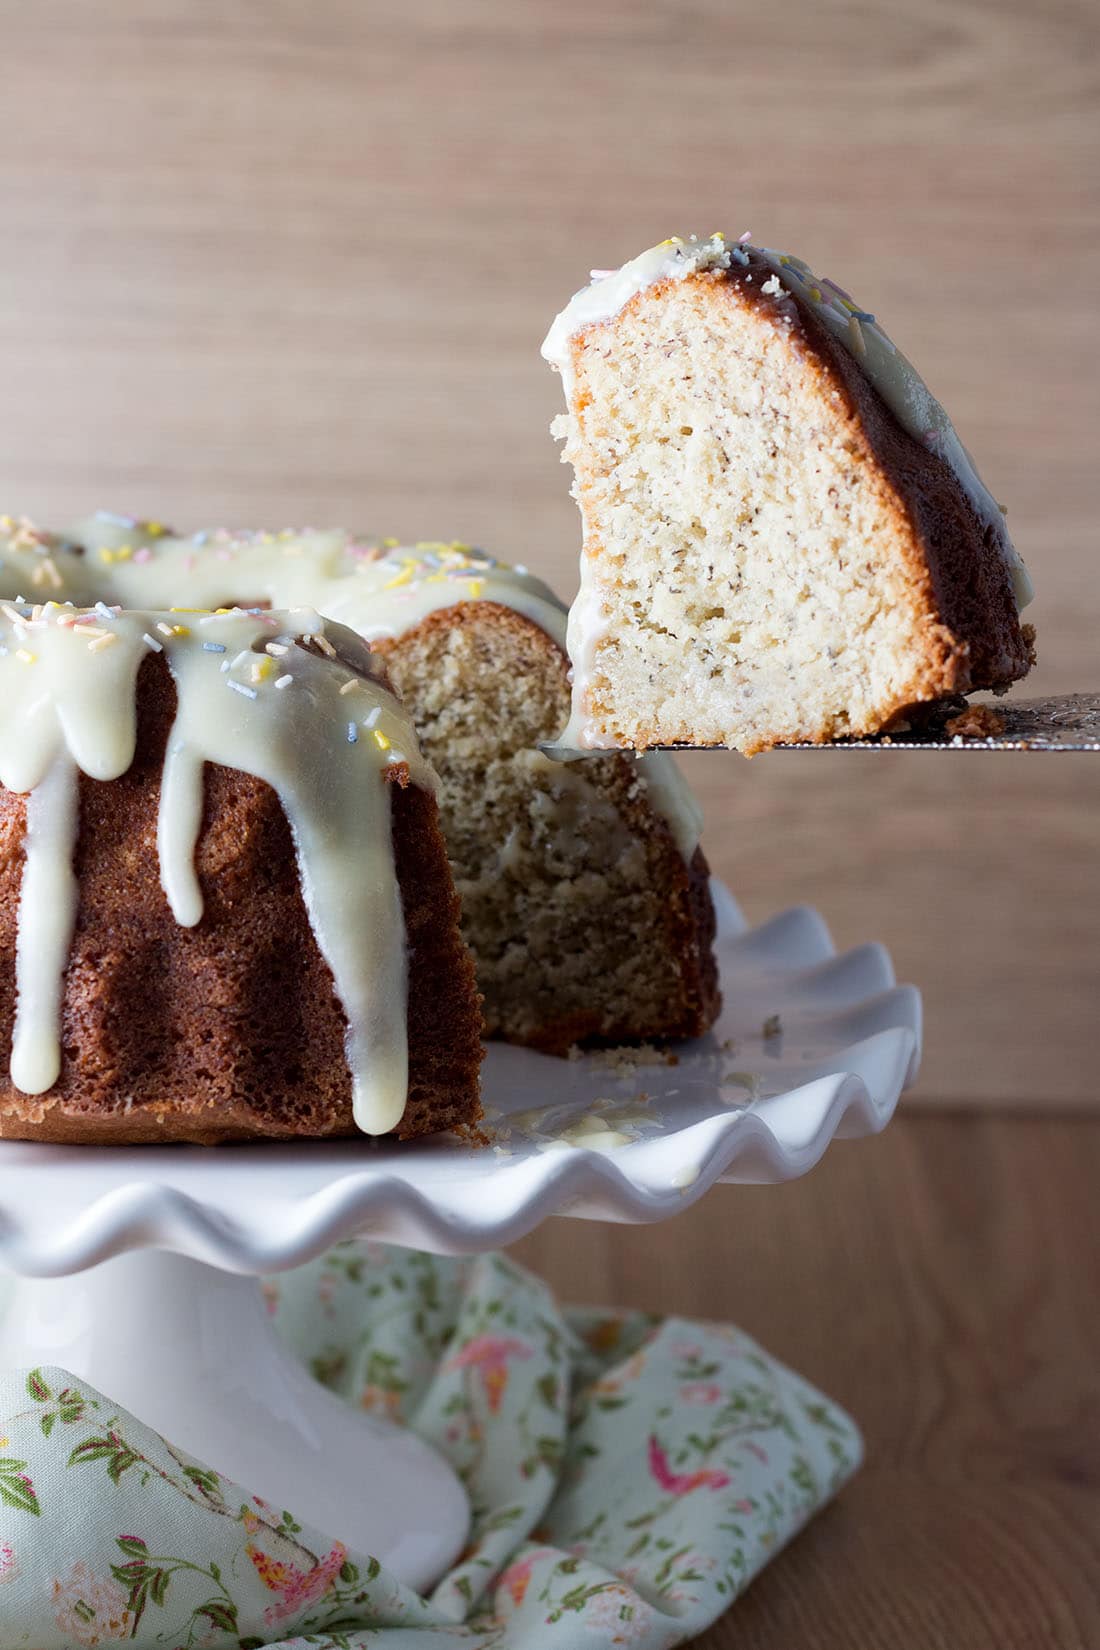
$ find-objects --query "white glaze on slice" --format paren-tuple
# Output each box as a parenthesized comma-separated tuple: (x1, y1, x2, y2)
(0, 602, 431, 1135)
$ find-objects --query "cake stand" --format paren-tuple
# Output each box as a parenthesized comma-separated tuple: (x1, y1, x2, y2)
(0, 883, 918, 1593)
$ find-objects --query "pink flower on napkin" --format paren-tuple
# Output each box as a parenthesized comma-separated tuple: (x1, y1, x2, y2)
(679, 1381, 723, 1404)
(647, 1435, 731, 1495)
(51, 1563, 131, 1645)
(445, 1334, 534, 1413)
(242, 1512, 347, 1626)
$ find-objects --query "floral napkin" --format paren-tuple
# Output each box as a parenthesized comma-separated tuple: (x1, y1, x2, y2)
(0, 1244, 861, 1647)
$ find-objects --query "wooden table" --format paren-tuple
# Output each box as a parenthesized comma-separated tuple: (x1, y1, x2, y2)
(516, 1111, 1100, 1646)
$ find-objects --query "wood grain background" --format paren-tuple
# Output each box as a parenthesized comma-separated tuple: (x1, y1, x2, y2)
(0, 0, 1096, 1103)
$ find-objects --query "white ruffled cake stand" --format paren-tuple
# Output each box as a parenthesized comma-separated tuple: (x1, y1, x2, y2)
(0, 883, 918, 1593)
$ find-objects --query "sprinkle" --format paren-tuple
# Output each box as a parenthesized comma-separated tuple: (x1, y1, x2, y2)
(94, 601, 116, 621)
(850, 309, 875, 324)
(230, 650, 251, 669)
(730, 245, 749, 266)
(274, 673, 294, 689)
(1, 603, 25, 624)
(314, 634, 336, 658)
(202, 641, 226, 653)
(363, 705, 382, 729)
(171, 623, 191, 637)
(339, 678, 359, 695)
(738, 230, 752, 243)
(156, 622, 174, 637)
(88, 631, 119, 652)
(821, 276, 854, 303)
(15, 648, 35, 664)
(383, 564, 415, 590)
(144, 519, 167, 537)
(347, 721, 358, 744)
(133, 546, 153, 564)
(372, 729, 391, 752)
(226, 678, 257, 699)
(250, 656, 273, 684)
(32, 558, 63, 590)
(265, 641, 289, 656)
(73, 623, 106, 639)
(847, 315, 867, 356)
(466, 578, 484, 599)
(95, 510, 136, 528)
(142, 632, 163, 652)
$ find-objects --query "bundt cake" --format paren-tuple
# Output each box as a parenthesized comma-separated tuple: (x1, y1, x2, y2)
(541, 234, 1036, 755)
(0, 598, 482, 1144)
(0, 516, 720, 1096)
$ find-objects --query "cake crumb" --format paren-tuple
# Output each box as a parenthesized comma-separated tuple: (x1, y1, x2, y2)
(761, 274, 785, 297)
(567, 1042, 679, 1076)
(945, 705, 1006, 740)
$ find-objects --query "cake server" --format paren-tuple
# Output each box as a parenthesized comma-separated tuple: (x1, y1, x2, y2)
(651, 692, 1100, 753)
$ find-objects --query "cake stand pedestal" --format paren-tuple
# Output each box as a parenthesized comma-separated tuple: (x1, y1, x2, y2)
(0, 1249, 467, 1593)
(0, 885, 919, 1593)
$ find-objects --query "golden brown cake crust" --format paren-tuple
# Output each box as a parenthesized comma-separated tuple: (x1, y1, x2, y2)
(733, 250, 1032, 706)
(0, 656, 483, 1145)
(377, 601, 720, 1056)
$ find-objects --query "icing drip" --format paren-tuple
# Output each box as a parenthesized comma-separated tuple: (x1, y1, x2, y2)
(0, 519, 704, 860)
(11, 756, 79, 1094)
(0, 602, 431, 1135)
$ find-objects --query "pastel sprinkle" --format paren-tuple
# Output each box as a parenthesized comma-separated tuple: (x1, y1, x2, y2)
(274, 673, 294, 689)
(226, 679, 257, 699)
(88, 631, 119, 652)
(372, 729, 391, 752)
(142, 632, 163, 652)
(202, 641, 226, 653)
(15, 649, 35, 664)
(347, 721, 358, 744)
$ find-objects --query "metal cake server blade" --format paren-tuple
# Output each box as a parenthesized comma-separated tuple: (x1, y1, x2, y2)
(771, 692, 1100, 752)
(632, 693, 1100, 753)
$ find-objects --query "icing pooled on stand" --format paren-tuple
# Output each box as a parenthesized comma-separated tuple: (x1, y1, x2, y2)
(0, 598, 431, 1136)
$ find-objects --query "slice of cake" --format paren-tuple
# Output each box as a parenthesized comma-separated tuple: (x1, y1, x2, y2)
(0, 603, 482, 1144)
(542, 235, 1035, 755)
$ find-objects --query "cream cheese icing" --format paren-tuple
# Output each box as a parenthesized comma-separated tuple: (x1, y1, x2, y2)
(0, 516, 703, 859)
(541, 234, 1032, 742)
(0, 598, 429, 1135)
